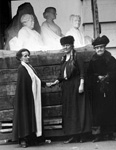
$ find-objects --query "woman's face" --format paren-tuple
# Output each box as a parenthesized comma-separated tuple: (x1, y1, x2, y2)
(95, 45, 105, 56)
(62, 44, 73, 54)
(72, 16, 81, 29)
(20, 51, 30, 64)
(23, 17, 34, 29)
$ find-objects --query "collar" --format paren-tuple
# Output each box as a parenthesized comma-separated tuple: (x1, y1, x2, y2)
(92, 50, 111, 63)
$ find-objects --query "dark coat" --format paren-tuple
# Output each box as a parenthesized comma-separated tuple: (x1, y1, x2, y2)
(58, 50, 91, 135)
(87, 50, 116, 127)
(12, 64, 45, 141)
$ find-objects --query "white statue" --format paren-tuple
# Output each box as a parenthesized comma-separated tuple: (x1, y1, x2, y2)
(41, 7, 64, 50)
(4, 3, 45, 51)
(66, 14, 85, 48)
(9, 14, 46, 51)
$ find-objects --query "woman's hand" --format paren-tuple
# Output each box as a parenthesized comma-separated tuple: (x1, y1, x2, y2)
(79, 83, 84, 93)
(46, 80, 59, 87)
(46, 82, 53, 87)
(78, 79, 84, 93)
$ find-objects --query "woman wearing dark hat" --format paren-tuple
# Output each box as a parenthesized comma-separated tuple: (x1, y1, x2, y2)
(87, 35, 116, 142)
(12, 48, 48, 147)
(49, 36, 91, 143)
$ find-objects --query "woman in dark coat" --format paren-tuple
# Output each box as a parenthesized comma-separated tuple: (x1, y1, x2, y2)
(50, 36, 91, 143)
(12, 48, 46, 148)
(87, 35, 116, 142)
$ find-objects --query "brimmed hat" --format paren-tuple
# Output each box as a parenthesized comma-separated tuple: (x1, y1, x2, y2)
(92, 35, 109, 47)
(60, 36, 74, 45)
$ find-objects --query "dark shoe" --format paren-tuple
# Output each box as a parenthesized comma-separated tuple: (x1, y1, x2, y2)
(79, 135, 86, 143)
(79, 138, 85, 143)
(20, 140, 28, 148)
(92, 135, 101, 143)
(64, 137, 75, 144)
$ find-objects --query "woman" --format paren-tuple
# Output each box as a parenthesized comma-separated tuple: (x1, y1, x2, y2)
(4, 2, 41, 50)
(49, 36, 91, 143)
(9, 14, 45, 51)
(66, 15, 85, 48)
(87, 35, 116, 142)
(41, 7, 63, 50)
(12, 48, 47, 148)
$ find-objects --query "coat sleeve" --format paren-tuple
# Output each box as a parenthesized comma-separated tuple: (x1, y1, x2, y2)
(76, 54, 84, 79)
(107, 56, 116, 82)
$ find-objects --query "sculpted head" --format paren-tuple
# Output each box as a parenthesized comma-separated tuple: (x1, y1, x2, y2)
(69, 14, 81, 29)
(43, 7, 57, 20)
(20, 14, 34, 29)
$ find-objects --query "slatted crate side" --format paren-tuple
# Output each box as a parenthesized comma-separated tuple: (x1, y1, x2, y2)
(0, 48, 95, 140)
(42, 92, 62, 107)
(0, 69, 17, 83)
(0, 96, 14, 111)
(35, 64, 60, 81)
(0, 105, 63, 139)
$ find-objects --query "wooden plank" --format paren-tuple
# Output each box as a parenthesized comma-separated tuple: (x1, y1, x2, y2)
(0, 110, 13, 121)
(43, 105, 62, 118)
(44, 125, 62, 130)
(42, 92, 62, 106)
(0, 92, 61, 110)
(35, 65, 60, 80)
(0, 105, 62, 121)
(0, 69, 17, 83)
(0, 66, 60, 83)
(0, 48, 94, 69)
(0, 132, 12, 140)
(42, 84, 61, 93)
(44, 129, 65, 137)
(0, 96, 14, 110)
(0, 83, 16, 97)
(0, 92, 62, 110)
(0, 82, 61, 97)
(44, 118, 62, 125)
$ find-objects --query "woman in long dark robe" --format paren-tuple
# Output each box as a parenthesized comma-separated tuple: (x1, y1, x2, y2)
(12, 48, 46, 148)
(50, 36, 91, 143)
(87, 35, 116, 142)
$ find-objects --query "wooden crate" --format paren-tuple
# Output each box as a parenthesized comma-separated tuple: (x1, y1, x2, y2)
(0, 46, 94, 140)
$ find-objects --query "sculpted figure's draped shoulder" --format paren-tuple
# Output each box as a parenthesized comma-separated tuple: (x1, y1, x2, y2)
(4, 3, 46, 51)
(41, 7, 63, 50)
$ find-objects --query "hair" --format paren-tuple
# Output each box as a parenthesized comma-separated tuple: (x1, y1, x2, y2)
(69, 14, 81, 23)
(43, 7, 56, 19)
(20, 14, 34, 24)
(16, 48, 30, 61)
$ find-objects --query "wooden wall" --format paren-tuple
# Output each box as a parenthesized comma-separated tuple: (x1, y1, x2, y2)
(0, 46, 94, 140)
(83, 0, 116, 49)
